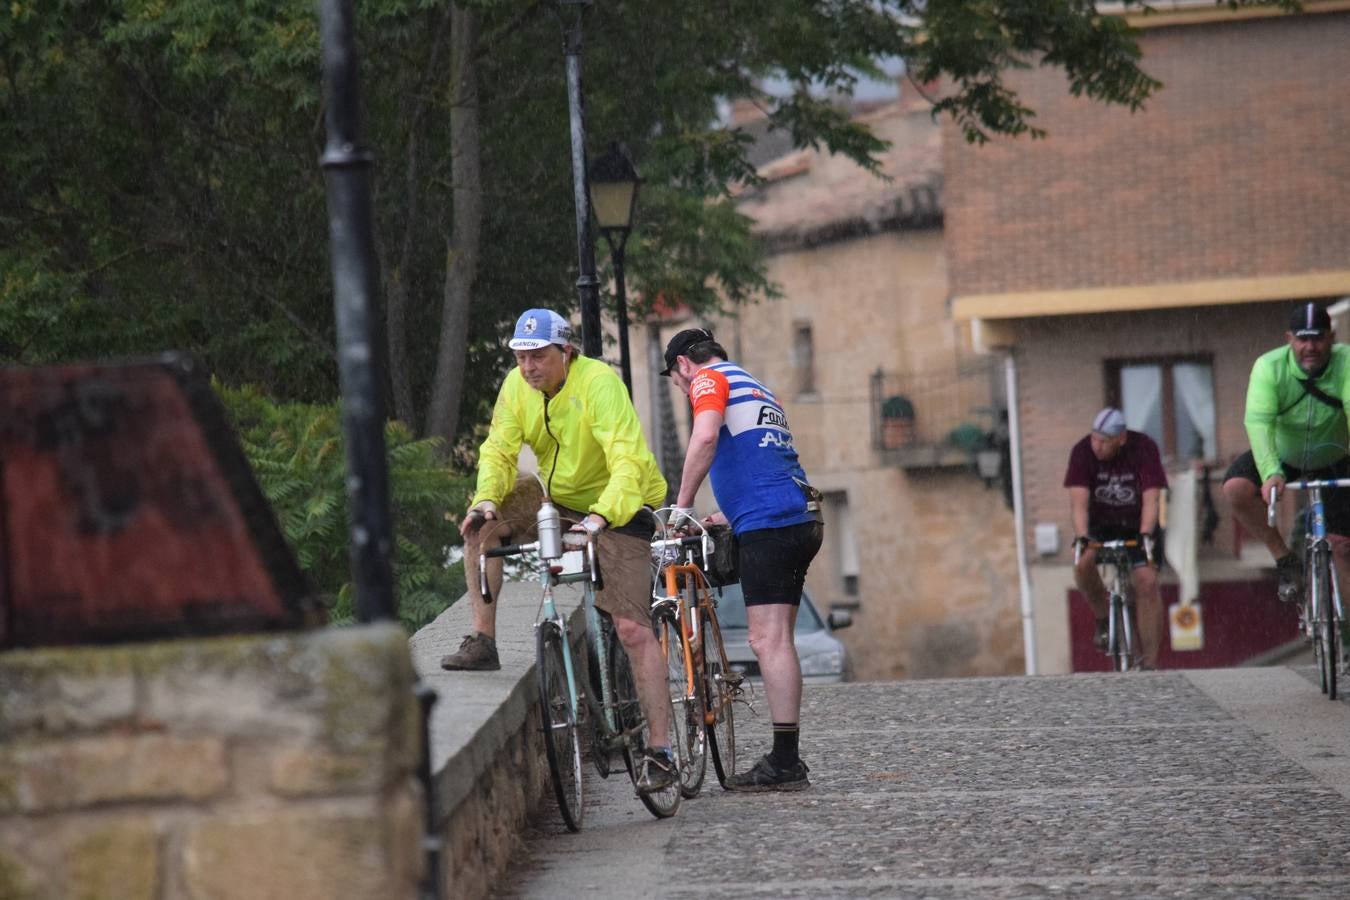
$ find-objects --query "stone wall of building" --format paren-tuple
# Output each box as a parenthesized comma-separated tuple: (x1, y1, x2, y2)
(628, 228, 1024, 680)
(0, 625, 423, 900)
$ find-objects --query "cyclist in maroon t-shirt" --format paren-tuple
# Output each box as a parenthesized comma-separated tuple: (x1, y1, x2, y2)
(1063, 407, 1169, 668)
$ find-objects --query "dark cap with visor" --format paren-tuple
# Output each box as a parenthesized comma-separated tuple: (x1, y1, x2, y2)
(660, 327, 715, 376)
(1289, 301, 1332, 338)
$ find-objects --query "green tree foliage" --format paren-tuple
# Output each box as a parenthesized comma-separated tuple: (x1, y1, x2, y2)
(216, 382, 472, 632)
(2, 0, 1298, 438)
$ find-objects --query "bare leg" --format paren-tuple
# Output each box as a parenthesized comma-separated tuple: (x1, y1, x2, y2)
(1073, 547, 1109, 620)
(614, 615, 670, 748)
(1223, 477, 1291, 559)
(1131, 564, 1164, 668)
(460, 519, 513, 638)
(746, 603, 802, 724)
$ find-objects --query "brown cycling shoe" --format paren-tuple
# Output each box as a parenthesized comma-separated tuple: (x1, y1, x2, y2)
(440, 632, 501, 671)
(636, 747, 677, 795)
(724, 753, 811, 793)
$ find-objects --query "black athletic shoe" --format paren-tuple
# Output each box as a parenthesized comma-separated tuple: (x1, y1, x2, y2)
(724, 754, 811, 793)
(1276, 553, 1303, 604)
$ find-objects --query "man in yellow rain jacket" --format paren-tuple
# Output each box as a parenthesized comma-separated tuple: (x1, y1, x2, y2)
(441, 308, 676, 792)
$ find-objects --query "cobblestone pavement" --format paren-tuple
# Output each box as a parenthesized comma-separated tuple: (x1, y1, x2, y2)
(498, 666, 1350, 899)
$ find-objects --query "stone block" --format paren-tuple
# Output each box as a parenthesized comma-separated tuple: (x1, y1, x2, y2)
(4, 734, 226, 813)
(0, 845, 38, 900)
(181, 805, 415, 900)
(0, 647, 137, 738)
(141, 624, 416, 748)
(67, 820, 159, 900)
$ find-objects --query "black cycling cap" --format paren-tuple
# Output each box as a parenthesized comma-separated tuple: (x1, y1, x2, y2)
(1290, 301, 1332, 338)
(660, 327, 715, 376)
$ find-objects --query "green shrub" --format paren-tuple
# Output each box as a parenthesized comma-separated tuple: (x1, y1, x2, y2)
(216, 383, 472, 633)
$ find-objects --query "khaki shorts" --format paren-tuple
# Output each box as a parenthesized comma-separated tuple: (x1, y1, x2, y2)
(467, 475, 657, 626)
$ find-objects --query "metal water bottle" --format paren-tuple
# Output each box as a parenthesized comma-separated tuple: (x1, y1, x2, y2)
(537, 497, 563, 561)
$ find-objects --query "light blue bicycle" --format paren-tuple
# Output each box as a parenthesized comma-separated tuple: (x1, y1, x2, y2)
(1268, 474, 1350, 700)
(478, 491, 683, 831)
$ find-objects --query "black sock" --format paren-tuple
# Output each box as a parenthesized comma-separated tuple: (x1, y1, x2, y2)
(771, 722, 800, 765)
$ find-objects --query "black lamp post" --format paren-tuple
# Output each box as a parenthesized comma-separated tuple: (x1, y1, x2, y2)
(316, 0, 396, 624)
(556, 0, 603, 358)
(590, 142, 642, 393)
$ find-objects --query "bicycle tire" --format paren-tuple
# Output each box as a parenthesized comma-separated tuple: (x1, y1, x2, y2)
(610, 634, 641, 782)
(536, 622, 583, 832)
(1312, 547, 1337, 699)
(612, 629, 681, 819)
(1107, 593, 1127, 672)
(1118, 599, 1138, 672)
(586, 614, 614, 779)
(701, 605, 739, 788)
(668, 597, 708, 798)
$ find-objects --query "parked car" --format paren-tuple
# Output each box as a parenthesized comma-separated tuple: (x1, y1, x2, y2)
(712, 583, 851, 684)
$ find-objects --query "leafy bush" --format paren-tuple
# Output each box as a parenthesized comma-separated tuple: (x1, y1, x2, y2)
(216, 383, 471, 633)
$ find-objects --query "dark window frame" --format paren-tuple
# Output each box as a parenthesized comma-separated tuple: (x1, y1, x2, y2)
(1103, 353, 1217, 462)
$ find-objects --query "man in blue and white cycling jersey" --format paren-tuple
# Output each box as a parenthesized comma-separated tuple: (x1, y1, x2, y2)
(662, 327, 824, 792)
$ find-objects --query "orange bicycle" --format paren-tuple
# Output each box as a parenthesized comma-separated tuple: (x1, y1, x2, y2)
(650, 509, 747, 792)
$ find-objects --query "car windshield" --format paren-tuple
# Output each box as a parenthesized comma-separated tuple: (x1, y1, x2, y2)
(711, 583, 825, 634)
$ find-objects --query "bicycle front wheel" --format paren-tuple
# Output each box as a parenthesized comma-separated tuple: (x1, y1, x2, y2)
(664, 604, 708, 799)
(1311, 548, 1337, 699)
(701, 606, 740, 788)
(1108, 594, 1130, 672)
(537, 622, 583, 832)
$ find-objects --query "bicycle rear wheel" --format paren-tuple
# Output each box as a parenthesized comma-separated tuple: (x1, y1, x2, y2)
(701, 605, 740, 788)
(666, 599, 707, 798)
(536, 622, 583, 832)
(613, 628, 681, 819)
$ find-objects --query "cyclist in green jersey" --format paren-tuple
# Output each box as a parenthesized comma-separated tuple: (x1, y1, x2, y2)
(1222, 302, 1350, 601)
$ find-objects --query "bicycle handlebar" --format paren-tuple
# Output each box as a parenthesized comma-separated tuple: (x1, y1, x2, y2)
(477, 535, 599, 604)
(1267, 478, 1350, 527)
(1073, 537, 1152, 567)
(650, 535, 705, 550)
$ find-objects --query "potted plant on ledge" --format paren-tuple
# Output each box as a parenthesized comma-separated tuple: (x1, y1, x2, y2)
(881, 395, 916, 449)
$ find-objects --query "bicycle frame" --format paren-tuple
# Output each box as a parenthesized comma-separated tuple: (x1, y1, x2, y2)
(650, 529, 716, 718)
(480, 538, 631, 751)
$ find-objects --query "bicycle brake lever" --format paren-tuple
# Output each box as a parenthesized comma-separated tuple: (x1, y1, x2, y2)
(479, 554, 493, 604)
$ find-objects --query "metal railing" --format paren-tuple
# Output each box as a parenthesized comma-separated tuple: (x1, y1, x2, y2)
(869, 358, 1004, 466)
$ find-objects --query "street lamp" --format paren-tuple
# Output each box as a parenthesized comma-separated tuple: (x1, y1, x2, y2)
(590, 142, 642, 393)
(555, 0, 603, 358)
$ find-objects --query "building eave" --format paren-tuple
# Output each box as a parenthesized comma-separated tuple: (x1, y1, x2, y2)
(953, 269, 1350, 323)
(1116, 0, 1350, 29)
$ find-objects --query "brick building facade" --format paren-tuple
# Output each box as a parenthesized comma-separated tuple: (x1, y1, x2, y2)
(947, 6, 1350, 671)
(627, 100, 1025, 680)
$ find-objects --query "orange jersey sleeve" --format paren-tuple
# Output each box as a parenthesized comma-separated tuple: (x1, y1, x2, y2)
(690, 368, 729, 416)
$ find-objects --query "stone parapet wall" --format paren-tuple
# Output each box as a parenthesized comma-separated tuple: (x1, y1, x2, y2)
(409, 581, 587, 900)
(0, 624, 421, 900)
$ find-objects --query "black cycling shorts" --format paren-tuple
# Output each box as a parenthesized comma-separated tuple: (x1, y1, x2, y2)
(1224, 449, 1350, 537)
(737, 520, 824, 606)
